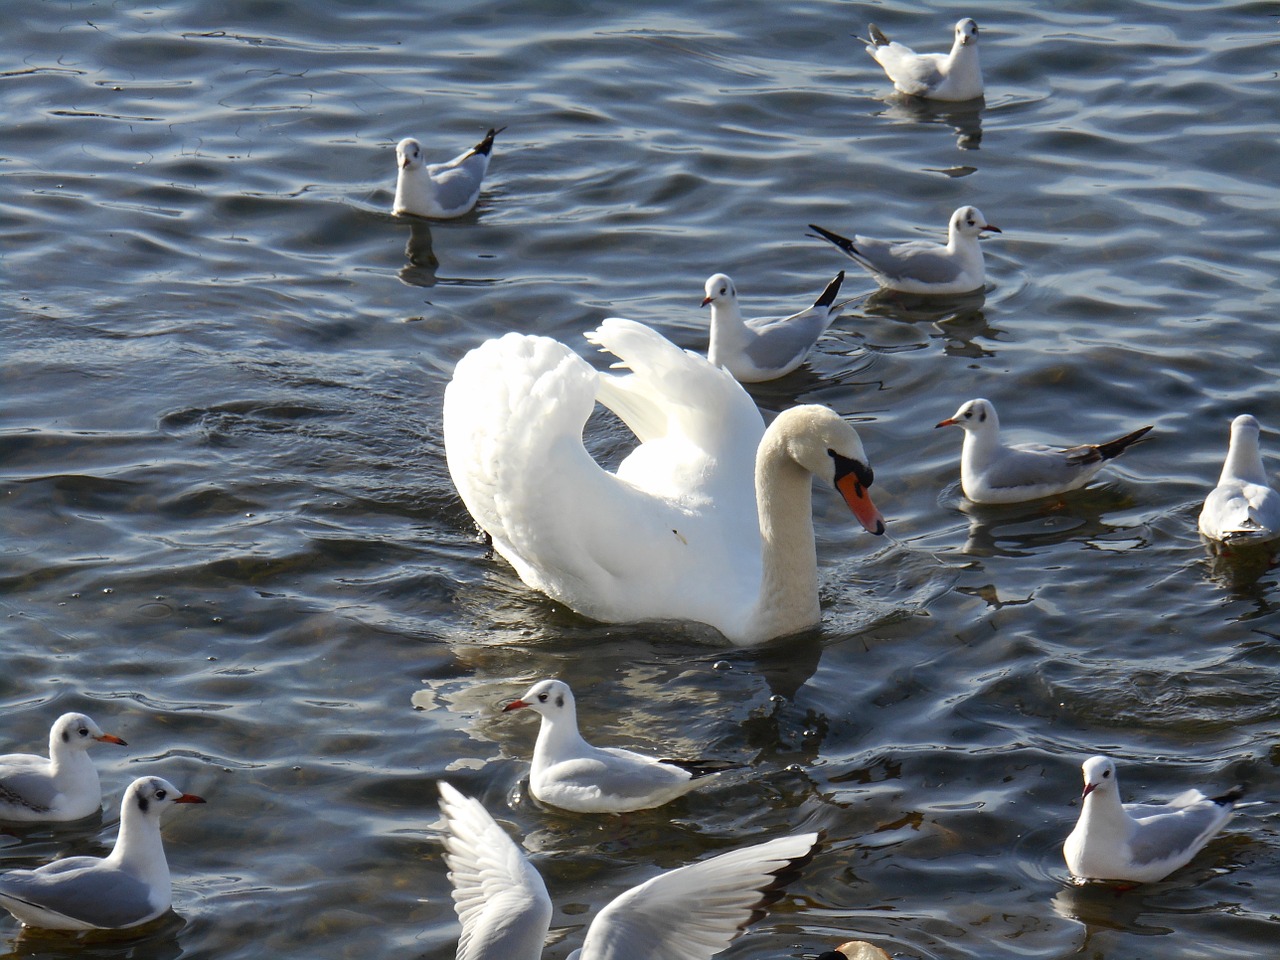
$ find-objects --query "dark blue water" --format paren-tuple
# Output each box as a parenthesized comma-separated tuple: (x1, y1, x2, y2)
(3, 2, 1280, 958)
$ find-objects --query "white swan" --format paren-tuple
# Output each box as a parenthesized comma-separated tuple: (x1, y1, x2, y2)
(443, 318, 886, 646)
(1198, 414, 1280, 544)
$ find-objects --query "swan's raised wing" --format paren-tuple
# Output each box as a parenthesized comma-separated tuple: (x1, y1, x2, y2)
(438, 782, 551, 960)
(574, 832, 818, 960)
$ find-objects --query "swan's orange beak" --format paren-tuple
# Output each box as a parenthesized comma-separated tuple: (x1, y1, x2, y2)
(835, 472, 886, 536)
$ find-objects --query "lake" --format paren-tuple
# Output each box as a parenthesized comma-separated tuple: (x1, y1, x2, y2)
(3, 1, 1279, 958)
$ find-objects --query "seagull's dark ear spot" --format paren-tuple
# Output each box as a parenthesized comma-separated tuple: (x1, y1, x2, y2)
(978, 408, 986, 423)
(555, 694, 564, 708)
(137, 794, 149, 814)
(61, 730, 70, 743)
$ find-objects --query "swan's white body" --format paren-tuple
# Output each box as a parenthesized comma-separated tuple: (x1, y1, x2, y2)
(0, 777, 204, 929)
(393, 128, 503, 219)
(1198, 414, 1280, 544)
(503, 679, 730, 813)
(865, 18, 983, 102)
(0, 713, 126, 823)
(443, 319, 885, 646)
(438, 781, 818, 960)
(1063, 756, 1241, 884)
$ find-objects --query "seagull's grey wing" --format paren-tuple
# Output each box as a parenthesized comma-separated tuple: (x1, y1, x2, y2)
(1126, 801, 1230, 868)
(0, 766, 58, 814)
(426, 158, 486, 214)
(0, 861, 157, 928)
(438, 783, 551, 960)
(986, 445, 1097, 491)
(1060, 442, 1105, 467)
(577, 833, 818, 960)
(870, 46, 945, 96)
(742, 309, 833, 370)
(854, 238, 963, 286)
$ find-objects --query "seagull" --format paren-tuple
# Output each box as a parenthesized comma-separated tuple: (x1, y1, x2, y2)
(1063, 755, 1244, 883)
(438, 781, 818, 960)
(864, 18, 983, 101)
(935, 398, 1152, 504)
(502, 678, 736, 813)
(701, 271, 845, 382)
(0, 713, 127, 823)
(809, 207, 999, 296)
(392, 127, 505, 219)
(0, 776, 205, 930)
(1198, 414, 1280, 545)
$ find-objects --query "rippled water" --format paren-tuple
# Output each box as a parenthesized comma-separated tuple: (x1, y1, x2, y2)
(3, 1, 1280, 958)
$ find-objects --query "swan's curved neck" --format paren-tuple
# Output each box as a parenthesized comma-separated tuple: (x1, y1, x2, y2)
(750, 432, 821, 642)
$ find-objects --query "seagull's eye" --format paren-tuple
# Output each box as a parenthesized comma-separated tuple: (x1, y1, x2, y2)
(78, 728, 89, 737)
(1102, 770, 1111, 779)
(155, 789, 167, 800)
(537, 693, 548, 703)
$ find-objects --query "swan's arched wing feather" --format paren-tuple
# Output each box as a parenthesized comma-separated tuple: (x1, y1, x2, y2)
(587, 318, 763, 461)
(438, 783, 552, 960)
(576, 833, 818, 960)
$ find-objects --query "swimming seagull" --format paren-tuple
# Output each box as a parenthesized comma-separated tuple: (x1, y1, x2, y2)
(1063, 755, 1244, 883)
(0, 776, 205, 930)
(392, 127, 505, 219)
(701, 271, 845, 382)
(502, 678, 737, 813)
(809, 207, 999, 296)
(935, 398, 1152, 504)
(0, 712, 127, 823)
(864, 18, 983, 101)
(438, 781, 818, 960)
(1198, 414, 1280, 545)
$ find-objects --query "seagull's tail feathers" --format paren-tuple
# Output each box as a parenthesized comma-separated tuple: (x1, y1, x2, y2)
(1096, 424, 1154, 461)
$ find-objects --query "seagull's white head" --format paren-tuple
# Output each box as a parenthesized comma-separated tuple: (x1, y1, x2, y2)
(50, 712, 127, 753)
(395, 138, 425, 171)
(124, 776, 206, 821)
(1230, 414, 1261, 440)
(503, 678, 576, 721)
(950, 205, 1000, 240)
(956, 18, 979, 47)
(1079, 755, 1118, 801)
(936, 397, 999, 435)
(701, 273, 737, 308)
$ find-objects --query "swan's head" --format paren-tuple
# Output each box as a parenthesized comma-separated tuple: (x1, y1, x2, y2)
(701, 273, 737, 308)
(936, 397, 999, 435)
(956, 18, 979, 47)
(1079, 755, 1118, 802)
(774, 405, 885, 536)
(49, 712, 127, 754)
(949, 206, 999, 240)
(503, 678, 575, 720)
(396, 138, 425, 171)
